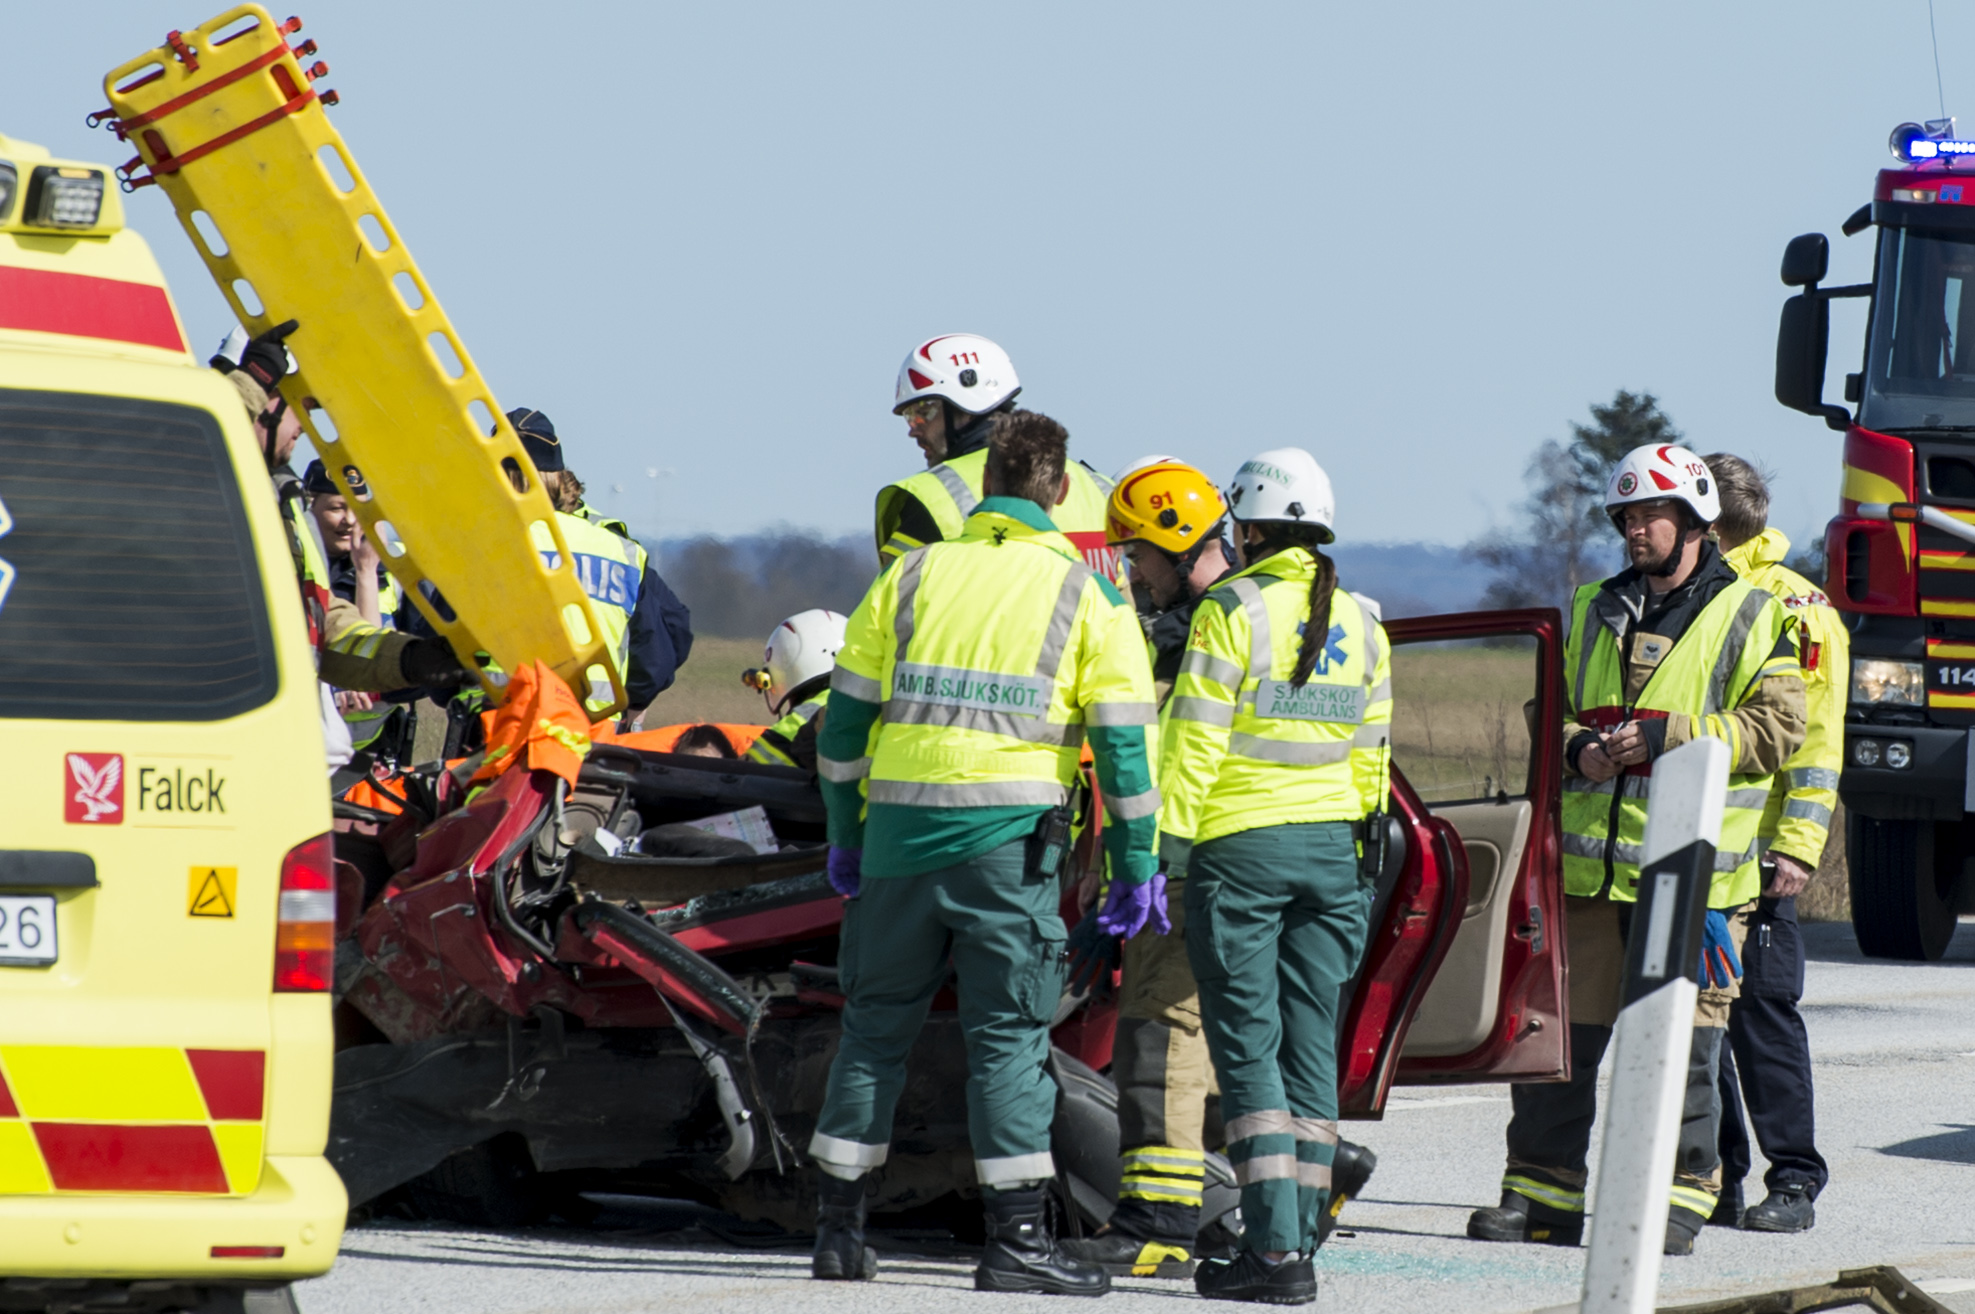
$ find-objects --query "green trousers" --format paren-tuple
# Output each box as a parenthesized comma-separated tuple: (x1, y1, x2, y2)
(1184, 821, 1370, 1254)
(809, 838, 1067, 1189)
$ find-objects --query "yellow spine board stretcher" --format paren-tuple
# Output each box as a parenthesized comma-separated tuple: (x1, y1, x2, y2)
(101, 5, 625, 715)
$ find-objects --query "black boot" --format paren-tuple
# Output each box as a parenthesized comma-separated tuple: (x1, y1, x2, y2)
(1194, 1250, 1318, 1305)
(1742, 1187, 1815, 1233)
(812, 1171, 878, 1281)
(1316, 1139, 1378, 1245)
(1062, 1198, 1196, 1277)
(1664, 1206, 1705, 1257)
(975, 1188, 1110, 1296)
(1466, 1190, 1584, 1246)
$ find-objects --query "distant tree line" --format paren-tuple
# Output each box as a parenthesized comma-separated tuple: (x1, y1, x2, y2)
(654, 530, 876, 639)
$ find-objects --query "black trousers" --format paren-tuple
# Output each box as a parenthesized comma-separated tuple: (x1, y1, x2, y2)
(1716, 897, 1827, 1198)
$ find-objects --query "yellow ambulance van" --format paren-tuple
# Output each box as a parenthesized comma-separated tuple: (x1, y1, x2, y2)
(0, 130, 343, 1310)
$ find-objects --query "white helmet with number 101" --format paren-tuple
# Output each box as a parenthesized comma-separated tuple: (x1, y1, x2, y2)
(1225, 447, 1337, 543)
(893, 333, 1021, 416)
(1604, 444, 1720, 526)
(743, 609, 849, 716)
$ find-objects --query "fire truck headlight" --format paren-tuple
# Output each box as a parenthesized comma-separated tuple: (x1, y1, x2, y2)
(1885, 739, 1914, 770)
(1853, 738, 1883, 768)
(25, 166, 104, 229)
(1851, 658, 1925, 707)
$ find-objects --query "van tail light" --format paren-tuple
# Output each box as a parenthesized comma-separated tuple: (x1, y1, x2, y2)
(274, 833, 335, 992)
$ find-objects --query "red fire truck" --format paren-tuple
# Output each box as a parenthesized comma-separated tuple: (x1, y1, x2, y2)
(1776, 118, 1975, 960)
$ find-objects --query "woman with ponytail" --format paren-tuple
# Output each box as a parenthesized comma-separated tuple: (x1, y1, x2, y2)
(1158, 448, 1393, 1305)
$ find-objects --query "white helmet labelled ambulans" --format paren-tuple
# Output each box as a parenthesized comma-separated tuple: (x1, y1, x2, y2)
(1604, 444, 1720, 526)
(744, 609, 848, 715)
(1225, 447, 1337, 543)
(893, 334, 1020, 416)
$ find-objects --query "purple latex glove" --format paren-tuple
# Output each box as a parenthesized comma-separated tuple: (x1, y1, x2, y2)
(1095, 871, 1170, 940)
(827, 846, 862, 898)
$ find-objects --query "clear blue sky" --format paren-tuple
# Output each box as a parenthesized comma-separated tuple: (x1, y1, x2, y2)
(6, 1, 1962, 550)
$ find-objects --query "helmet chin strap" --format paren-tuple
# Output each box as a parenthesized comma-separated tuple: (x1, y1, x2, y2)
(258, 393, 289, 472)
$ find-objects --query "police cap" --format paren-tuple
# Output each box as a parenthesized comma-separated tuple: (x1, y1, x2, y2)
(507, 407, 564, 472)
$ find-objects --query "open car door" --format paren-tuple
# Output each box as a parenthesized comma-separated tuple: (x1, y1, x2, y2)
(1386, 608, 1570, 1088)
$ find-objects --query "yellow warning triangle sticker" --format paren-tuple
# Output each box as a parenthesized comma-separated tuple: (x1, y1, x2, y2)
(188, 867, 236, 918)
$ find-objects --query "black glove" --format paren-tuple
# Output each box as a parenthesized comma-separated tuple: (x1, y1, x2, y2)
(398, 637, 468, 691)
(1063, 913, 1120, 998)
(235, 319, 300, 389)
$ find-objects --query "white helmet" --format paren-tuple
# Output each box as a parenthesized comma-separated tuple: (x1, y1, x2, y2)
(1605, 444, 1720, 526)
(1113, 453, 1178, 482)
(1225, 447, 1337, 542)
(742, 609, 848, 715)
(893, 333, 1020, 416)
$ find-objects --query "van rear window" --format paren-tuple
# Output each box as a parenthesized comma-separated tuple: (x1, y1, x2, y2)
(0, 389, 278, 721)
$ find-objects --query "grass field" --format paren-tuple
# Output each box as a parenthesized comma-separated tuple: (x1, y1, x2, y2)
(645, 636, 777, 728)
(1388, 640, 1540, 803)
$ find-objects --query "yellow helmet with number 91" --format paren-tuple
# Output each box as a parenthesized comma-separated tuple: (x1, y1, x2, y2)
(1106, 459, 1228, 557)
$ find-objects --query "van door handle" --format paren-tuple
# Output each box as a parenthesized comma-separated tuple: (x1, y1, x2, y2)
(0, 852, 98, 888)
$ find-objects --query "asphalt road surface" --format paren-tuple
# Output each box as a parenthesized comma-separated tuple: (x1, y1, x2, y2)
(296, 921, 1975, 1313)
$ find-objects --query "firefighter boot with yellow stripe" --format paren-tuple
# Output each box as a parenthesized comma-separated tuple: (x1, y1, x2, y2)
(1467, 1189, 1585, 1247)
(1062, 1206, 1198, 1280)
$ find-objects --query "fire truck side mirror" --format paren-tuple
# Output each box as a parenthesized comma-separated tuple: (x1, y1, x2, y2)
(1776, 292, 1850, 431)
(1781, 232, 1830, 287)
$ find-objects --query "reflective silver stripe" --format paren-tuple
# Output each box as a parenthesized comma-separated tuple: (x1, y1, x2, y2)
(1291, 1118, 1339, 1145)
(1724, 786, 1772, 810)
(1087, 700, 1157, 726)
(1232, 1154, 1300, 1185)
(976, 1151, 1054, 1187)
(1179, 649, 1243, 691)
(1561, 830, 1764, 873)
(1783, 798, 1833, 827)
(1168, 695, 1236, 728)
(1122, 1150, 1206, 1173)
(832, 666, 884, 702)
(1225, 1109, 1294, 1143)
(1354, 594, 1382, 679)
(1561, 773, 1765, 809)
(1706, 589, 1774, 715)
(885, 700, 1085, 746)
(1035, 561, 1094, 688)
(1228, 734, 1352, 766)
(1105, 786, 1162, 820)
(867, 778, 1069, 807)
(817, 755, 871, 783)
(933, 462, 980, 519)
(791, 699, 826, 725)
(1227, 577, 1273, 678)
(1297, 1162, 1333, 1189)
(810, 1132, 888, 1168)
(1367, 678, 1392, 705)
(892, 546, 931, 663)
(1352, 723, 1390, 749)
(1789, 767, 1840, 791)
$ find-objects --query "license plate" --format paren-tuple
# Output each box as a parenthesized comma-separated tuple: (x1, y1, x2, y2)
(0, 896, 57, 966)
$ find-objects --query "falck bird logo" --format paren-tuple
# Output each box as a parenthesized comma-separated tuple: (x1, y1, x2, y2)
(65, 753, 123, 824)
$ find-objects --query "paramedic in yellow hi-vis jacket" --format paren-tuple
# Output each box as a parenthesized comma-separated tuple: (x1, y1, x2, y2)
(1159, 447, 1391, 1307)
(1467, 444, 1806, 1260)
(1704, 454, 1844, 1235)
(809, 412, 1162, 1297)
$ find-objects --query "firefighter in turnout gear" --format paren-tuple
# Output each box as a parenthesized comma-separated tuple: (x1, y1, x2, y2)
(744, 609, 848, 772)
(1704, 454, 1843, 1235)
(809, 412, 1161, 1296)
(305, 460, 410, 754)
(1467, 443, 1806, 1259)
(875, 333, 1120, 577)
(1157, 448, 1391, 1306)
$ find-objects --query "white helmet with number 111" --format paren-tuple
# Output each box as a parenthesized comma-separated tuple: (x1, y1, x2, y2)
(893, 333, 1021, 416)
(1605, 444, 1720, 526)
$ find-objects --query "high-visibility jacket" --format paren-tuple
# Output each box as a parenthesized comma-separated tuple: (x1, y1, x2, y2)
(1562, 574, 1797, 909)
(819, 496, 1160, 882)
(874, 447, 1122, 580)
(1725, 528, 1848, 869)
(543, 510, 647, 713)
(1157, 548, 1392, 872)
(573, 500, 632, 539)
(334, 566, 406, 749)
(748, 687, 827, 770)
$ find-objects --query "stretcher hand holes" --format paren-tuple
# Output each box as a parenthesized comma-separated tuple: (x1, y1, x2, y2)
(373, 520, 408, 558)
(116, 63, 166, 95)
(467, 399, 497, 437)
(189, 210, 228, 257)
(315, 143, 356, 194)
(391, 271, 425, 310)
(426, 331, 465, 379)
(307, 404, 339, 443)
(563, 604, 594, 647)
(231, 278, 264, 316)
(500, 457, 529, 494)
(417, 579, 457, 623)
(356, 213, 391, 253)
(211, 14, 261, 45)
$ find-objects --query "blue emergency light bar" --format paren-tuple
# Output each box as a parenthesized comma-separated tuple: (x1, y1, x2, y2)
(1892, 119, 1972, 162)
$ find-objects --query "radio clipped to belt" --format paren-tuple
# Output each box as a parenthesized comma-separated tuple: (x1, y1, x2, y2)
(1028, 804, 1076, 882)
(1357, 734, 1392, 885)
